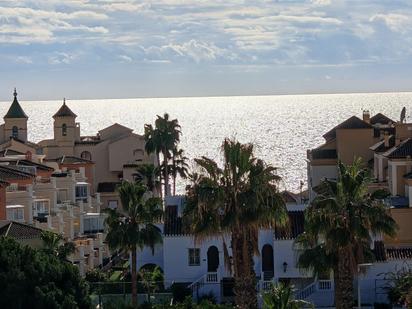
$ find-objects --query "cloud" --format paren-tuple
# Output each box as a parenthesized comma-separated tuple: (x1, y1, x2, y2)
(48, 52, 77, 65)
(117, 55, 133, 63)
(370, 13, 412, 33)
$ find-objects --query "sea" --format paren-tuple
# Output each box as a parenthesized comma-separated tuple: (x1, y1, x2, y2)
(1, 92, 411, 193)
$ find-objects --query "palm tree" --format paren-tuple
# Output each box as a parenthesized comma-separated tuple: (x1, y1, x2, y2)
(296, 159, 397, 309)
(136, 163, 161, 195)
(104, 181, 163, 308)
(183, 138, 288, 309)
(169, 148, 189, 195)
(41, 230, 75, 260)
(262, 283, 313, 309)
(144, 113, 181, 197)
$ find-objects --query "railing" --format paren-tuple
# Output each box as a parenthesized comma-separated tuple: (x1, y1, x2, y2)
(206, 272, 218, 283)
(188, 272, 219, 294)
(295, 282, 317, 300)
(260, 280, 273, 292)
(318, 280, 333, 291)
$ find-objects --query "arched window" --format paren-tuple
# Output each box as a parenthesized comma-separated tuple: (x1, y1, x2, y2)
(80, 151, 92, 161)
(62, 124, 67, 136)
(12, 126, 18, 139)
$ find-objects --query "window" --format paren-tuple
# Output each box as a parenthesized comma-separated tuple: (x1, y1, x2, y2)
(12, 126, 18, 139)
(108, 200, 118, 209)
(62, 123, 67, 136)
(80, 151, 92, 161)
(33, 200, 49, 216)
(7, 207, 24, 222)
(75, 185, 88, 201)
(188, 248, 200, 266)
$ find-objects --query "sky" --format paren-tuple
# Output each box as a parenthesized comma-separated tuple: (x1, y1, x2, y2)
(0, 0, 412, 100)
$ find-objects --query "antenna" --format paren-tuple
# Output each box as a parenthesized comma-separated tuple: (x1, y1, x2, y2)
(401, 107, 406, 123)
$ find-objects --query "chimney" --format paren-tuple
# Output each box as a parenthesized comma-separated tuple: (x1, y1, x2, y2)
(363, 110, 371, 124)
(384, 132, 390, 147)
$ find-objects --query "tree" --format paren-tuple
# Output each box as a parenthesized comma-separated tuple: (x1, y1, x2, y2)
(41, 230, 75, 260)
(384, 264, 412, 307)
(136, 163, 162, 194)
(262, 283, 313, 309)
(139, 265, 164, 304)
(169, 148, 189, 195)
(183, 138, 288, 309)
(104, 181, 163, 308)
(296, 159, 397, 309)
(0, 236, 90, 308)
(144, 113, 181, 197)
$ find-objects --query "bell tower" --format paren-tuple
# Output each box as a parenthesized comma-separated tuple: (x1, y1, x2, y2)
(3, 88, 28, 142)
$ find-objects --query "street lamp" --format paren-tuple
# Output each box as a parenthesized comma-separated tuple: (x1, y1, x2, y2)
(357, 263, 372, 309)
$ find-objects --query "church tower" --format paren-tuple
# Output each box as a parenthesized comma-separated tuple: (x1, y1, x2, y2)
(3, 88, 28, 142)
(52, 99, 80, 155)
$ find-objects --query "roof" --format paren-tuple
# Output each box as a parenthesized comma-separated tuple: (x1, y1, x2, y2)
(274, 211, 305, 240)
(97, 182, 120, 193)
(53, 99, 77, 118)
(370, 135, 395, 153)
(4, 159, 54, 172)
(4, 89, 28, 119)
(45, 155, 94, 164)
(0, 165, 35, 180)
(374, 241, 412, 261)
(323, 116, 373, 141)
(0, 149, 24, 157)
(0, 221, 43, 240)
(370, 113, 394, 125)
(384, 139, 412, 159)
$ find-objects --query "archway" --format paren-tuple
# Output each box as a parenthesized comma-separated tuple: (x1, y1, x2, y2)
(262, 244, 274, 280)
(207, 246, 219, 272)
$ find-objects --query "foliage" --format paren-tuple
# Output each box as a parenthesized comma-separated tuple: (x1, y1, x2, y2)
(85, 268, 108, 283)
(183, 138, 287, 308)
(136, 163, 162, 193)
(41, 230, 75, 260)
(296, 159, 398, 309)
(104, 181, 163, 307)
(262, 283, 313, 309)
(384, 264, 412, 307)
(0, 236, 91, 308)
(152, 296, 233, 308)
(144, 113, 182, 196)
(139, 266, 165, 303)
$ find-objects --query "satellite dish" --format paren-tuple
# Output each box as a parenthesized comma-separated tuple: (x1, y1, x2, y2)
(401, 107, 406, 123)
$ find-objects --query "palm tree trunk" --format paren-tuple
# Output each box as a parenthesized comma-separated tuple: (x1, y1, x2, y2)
(131, 247, 138, 308)
(336, 247, 354, 309)
(156, 153, 163, 200)
(173, 174, 176, 196)
(333, 266, 342, 308)
(232, 231, 257, 309)
(163, 149, 169, 197)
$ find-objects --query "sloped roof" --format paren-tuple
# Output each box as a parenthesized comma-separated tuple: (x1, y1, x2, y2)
(384, 139, 412, 159)
(4, 89, 28, 119)
(5, 159, 55, 172)
(53, 100, 77, 118)
(0, 149, 24, 157)
(0, 165, 34, 180)
(374, 241, 412, 261)
(0, 221, 43, 240)
(323, 116, 373, 140)
(370, 135, 395, 153)
(370, 113, 394, 125)
(45, 155, 93, 164)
